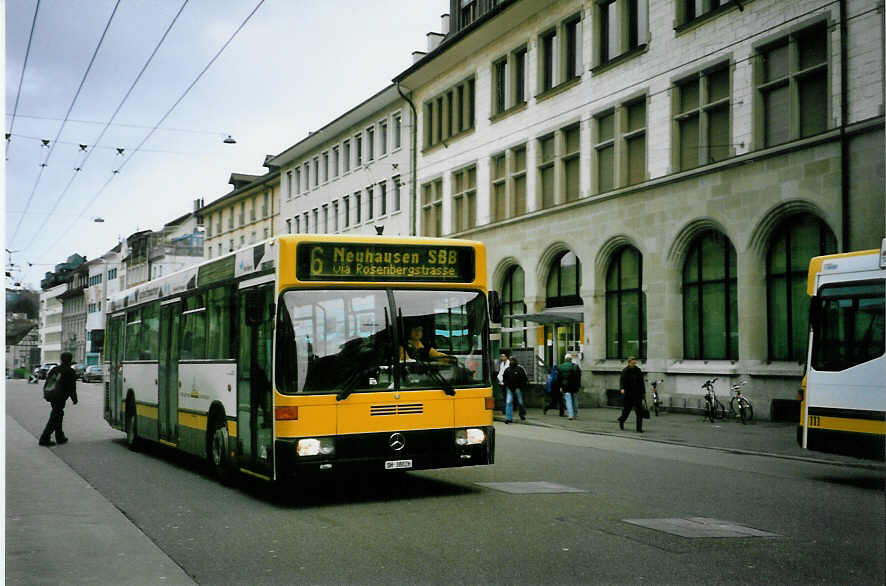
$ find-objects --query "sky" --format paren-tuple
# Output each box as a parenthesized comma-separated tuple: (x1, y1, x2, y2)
(4, 0, 446, 289)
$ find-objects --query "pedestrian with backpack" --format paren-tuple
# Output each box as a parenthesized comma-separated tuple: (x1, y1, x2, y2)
(557, 354, 581, 420)
(502, 356, 528, 423)
(39, 352, 78, 446)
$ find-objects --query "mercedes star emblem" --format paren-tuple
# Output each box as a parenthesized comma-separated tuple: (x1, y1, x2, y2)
(389, 432, 406, 451)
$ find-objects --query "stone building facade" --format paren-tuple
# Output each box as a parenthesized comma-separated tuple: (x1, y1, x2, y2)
(394, 0, 885, 416)
(270, 85, 414, 238)
(203, 171, 279, 259)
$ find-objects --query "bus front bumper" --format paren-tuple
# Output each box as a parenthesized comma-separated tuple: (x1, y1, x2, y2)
(274, 426, 495, 478)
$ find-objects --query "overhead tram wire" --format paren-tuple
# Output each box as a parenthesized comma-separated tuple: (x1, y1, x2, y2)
(6, 0, 42, 161)
(20, 0, 191, 254)
(36, 0, 266, 262)
(10, 0, 123, 247)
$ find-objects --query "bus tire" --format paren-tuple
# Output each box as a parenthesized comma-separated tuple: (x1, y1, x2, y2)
(209, 415, 236, 485)
(125, 398, 140, 451)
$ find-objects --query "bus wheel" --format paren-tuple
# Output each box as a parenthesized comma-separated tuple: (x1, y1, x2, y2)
(125, 405, 140, 451)
(209, 418, 236, 485)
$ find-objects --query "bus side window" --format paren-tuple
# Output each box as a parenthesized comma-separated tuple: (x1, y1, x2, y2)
(275, 299, 297, 393)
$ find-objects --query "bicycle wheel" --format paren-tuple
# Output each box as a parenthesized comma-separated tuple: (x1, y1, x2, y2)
(713, 399, 726, 420)
(739, 398, 754, 423)
(729, 397, 739, 419)
(705, 400, 715, 422)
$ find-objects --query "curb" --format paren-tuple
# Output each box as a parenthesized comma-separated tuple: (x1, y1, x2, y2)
(493, 414, 884, 472)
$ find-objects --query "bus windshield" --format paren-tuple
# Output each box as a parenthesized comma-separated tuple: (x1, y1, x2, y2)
(811, 281, 885, 372)
(276, 288, 488, 395)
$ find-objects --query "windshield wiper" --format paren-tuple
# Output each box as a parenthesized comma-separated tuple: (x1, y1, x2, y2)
(411, 355, 456, 396)
(336, 366, 371, 401)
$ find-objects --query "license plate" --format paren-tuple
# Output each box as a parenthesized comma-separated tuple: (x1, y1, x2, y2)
(385, 459, 412, 470)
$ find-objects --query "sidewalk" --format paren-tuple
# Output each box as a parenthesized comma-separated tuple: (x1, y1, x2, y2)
(5, 415, 196, 585)
(494, 405, 882, 470)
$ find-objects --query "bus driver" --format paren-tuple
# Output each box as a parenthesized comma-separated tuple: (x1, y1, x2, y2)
(399, 325, 456, 364)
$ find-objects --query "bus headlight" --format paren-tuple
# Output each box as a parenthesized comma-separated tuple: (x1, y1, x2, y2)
(455, 428, 486, 446)
(296, 437, 335, 457)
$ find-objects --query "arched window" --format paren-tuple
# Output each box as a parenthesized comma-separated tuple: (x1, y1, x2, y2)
(766, 215, 836, 361)
(546, 251, 582, 308)
(683, 231, 737, 360)
(606, 246, 646, 359)
(501, 266, 526, 349)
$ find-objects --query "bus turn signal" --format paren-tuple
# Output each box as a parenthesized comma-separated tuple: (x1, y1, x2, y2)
(275, 406, 299, 421)
(485, 397, 495, 410)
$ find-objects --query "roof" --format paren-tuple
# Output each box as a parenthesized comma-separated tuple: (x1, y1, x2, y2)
(201, 169, 281, 212)
(266, 84, 403, 168)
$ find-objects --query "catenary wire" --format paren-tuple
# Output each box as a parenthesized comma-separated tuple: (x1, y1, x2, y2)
(19, 0, 191, 253)
(10, 0, 123, 246)
(6, 0, 41, 160)
(35, 0, 266, 262)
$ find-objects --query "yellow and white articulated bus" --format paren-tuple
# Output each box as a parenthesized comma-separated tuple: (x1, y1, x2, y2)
(799, 238, 886, 460)
(104, 235, 498, 483)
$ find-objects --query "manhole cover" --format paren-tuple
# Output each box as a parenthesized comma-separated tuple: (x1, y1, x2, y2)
(476, 481, 587, 494)
(623, 517, 780, 538)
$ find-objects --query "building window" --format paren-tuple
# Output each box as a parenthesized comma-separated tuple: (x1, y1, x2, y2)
(766, 215, 836, 361)
(491, 153, 506, 222)
(367, 185, 375, 220)
(539, 29, 556, 93)
(107, 268, 117, 280)
(460, 0, 476, 28)
(379, 120, 387, 155)
(513, 46, 527, 106)
(303, 212, 309, 233)
(303, 162, 310, 191)
(563, 15, 581, 81)
(452, 165, 477, 233)
(355, 135, 363, 166)
(239, 202, 245, 226)
(683, 231, 737, 360)
(354, 191, 362, 224)
(332, 146, 340, 177)
(294, 168, 301, 194)
(501, 265, 526, 349)
(286, 170, 293, 198)
(366, 127, 375, 161)
(423, 77, 475, 149)
(594, 110, 615, 192)
(756, 22, 828, 148)
(295, 216, 300, 234)
(678, 0, 739, 27)
(322, 152, 329, 182)
(228, 207, 234, 229)
(379, 181, 387, 216)
(250, 198, 256, 222)
(563, 124, 580, 202)
(674, 64, 731, 170)
(312, 209, 319, 234)
(493, 58, 507, 115)
(322, 205, 329, 233)
(333, 200, 340, 232)
(594, 0, 648, 67)
(510, 145, 527, 217)
(343, 140, 351, 172)
(624, 99, 646, 185)
(343, 196, 350, 228)
(546, 251, 582, 308)
(392, 175, 401, 212)
(313, 157, 320, 187)
(538, 134, 555, 209)
(393, 113, 402, 149)
(421, 178, 443, 237)
(606, 246, 645, 359)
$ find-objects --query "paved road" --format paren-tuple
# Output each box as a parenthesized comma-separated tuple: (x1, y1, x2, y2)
(6, 379, 885, 584)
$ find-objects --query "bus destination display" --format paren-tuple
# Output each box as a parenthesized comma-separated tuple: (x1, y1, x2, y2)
(296, 242, 475, 282)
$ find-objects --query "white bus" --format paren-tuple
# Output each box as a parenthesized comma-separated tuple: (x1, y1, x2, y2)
(799, 238, 885, 460)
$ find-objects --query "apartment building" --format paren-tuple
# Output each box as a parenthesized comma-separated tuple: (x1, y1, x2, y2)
(84, 244, 123, 363)
(203, 170, 279, 259)
(394, 0, 885, 414)
(269, 85, 412, 238)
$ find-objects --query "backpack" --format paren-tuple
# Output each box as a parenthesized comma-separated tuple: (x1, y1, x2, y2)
(43, 369, 61, 402)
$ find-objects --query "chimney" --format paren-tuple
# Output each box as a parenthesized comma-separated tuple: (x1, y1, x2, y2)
(412, 51, 427, 63)
(441, 13, 450, 36)
(193, 198, 202, 212)
(427, 32, 445, 52)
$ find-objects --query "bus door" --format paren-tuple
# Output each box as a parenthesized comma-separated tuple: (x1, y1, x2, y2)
(106, 315, 126, 426)
(237, 284, 275, 475)
(158, 301, 181, 443)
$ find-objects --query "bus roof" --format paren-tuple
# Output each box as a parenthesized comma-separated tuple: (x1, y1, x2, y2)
(807, 238, 885, 295)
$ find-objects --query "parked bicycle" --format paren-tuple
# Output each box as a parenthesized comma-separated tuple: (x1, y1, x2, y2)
(727, 379, 754, 424)
(649, 379, 664, 415)
(702, 378, 725, 422)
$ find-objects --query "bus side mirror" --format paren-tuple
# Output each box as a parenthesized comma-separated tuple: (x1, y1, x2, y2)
(488, 291, 502, 323)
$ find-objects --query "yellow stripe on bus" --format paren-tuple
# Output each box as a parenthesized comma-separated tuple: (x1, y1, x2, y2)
(176, 411, 238, 438)
(810, 416, 886, 436)
(136, 404, 158, 419)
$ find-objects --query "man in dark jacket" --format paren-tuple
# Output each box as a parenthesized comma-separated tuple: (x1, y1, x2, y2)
(502, 357, 527, 423)
(39, 352, 78, 446)
(618, 356, 645, 432)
